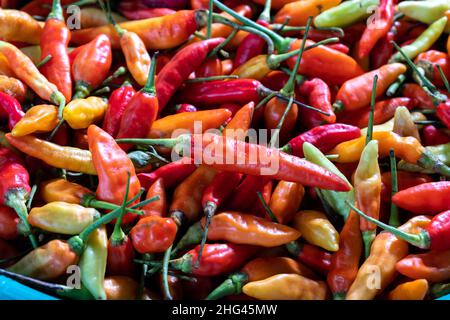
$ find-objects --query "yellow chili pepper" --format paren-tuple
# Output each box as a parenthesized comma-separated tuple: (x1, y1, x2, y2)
(242, 273, 328, 300)
(274, 0, 342, 26)
(293, 210, 339, 251)
(63, 96, 108, 129)
(388, 279, 429, 300)
(354, 140, 381, 257)
(0, 9, 43, 44)
(392, 106, 421, 141)
(346, 215, 431, 300)
(11, 104, 58, 137)
(360, 111, 426, 135)
(40, 178, 93, 204)
(28, 202, 100, 235)
(0, 54, 13, 77)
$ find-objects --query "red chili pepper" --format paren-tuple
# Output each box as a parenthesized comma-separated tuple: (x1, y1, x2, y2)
(415, 50, 450, 89)
(287, 241, 332, 275)
(0, 147, 36, 247)
(72, 34, 112, 99)
(253, 179, 273, 217)
(0, 91, 24, 130)
(298, 78, 336, 123)
(156, 37, 225, 111)
(68, 44, 86, 65)
(40, 0, 72, 102)
(437, 100, 450, 129)
(233, 20, 269, 69)
(141, 178, 167, 218)
(226, 175, 270, 213)
(380, 171, 433, 204)
(280, 124, 361, 157)
(358, 0, 395, 58)
(326, 43, 350, 54)
(170, 243, 257, 276)
(120, 8, 176, 20)
(130, 215, 178, 253)
(371, 24, 396, 69)
(116, 54, 158, 151)
(422, 125, 450, 146)
(137, 158, 197, 190)
(196, 58, 223, 78)
(261, 71, 289, 91)
(175, 103, 198, 113)
(0, 205, 19, 240)
(107, 235, 135, 277)
(102, 82, 136, 137)
(402, 83, 435, 109)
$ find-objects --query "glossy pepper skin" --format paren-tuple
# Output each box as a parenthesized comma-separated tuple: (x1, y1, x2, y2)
(327, 209, 362, 299)
(40, 180, 92, 206)
(275, 0, 342, 26)
(269, 181, 304, 224)
(155, 37, 224, 111)
(87, 125, 141, 224)
(130, 216, 177, 253)
(40, 0, 72, 102)
(388, 279, 429, 300)
(243, 273, 328, 300)
(141, 178, 167, 218)
(392, 181, 450, 214)
(334, 63, 407, 111)
(63, 97, 109, 129)
(102, 83, 136, 137)
(380, 172, 432, 204)
(71, 10, 206, 50)
(71, 34, 112, 99)
(298, 78, 336, 123)
(281, 124, 361, 157)
(0, 91, 24, 130)
(437, 101, 450, 129)
(396, 250, 450, 283)
(0, 205, 19, 240)
(5, 134, 96, 175)
(0, 9, 42, 44)
(415, 50, 450, 89)
(11, 104, 58, 137)
(346, 216, 430, 300)
(233, 20, 269, 69)
(107, 236, 135, 278)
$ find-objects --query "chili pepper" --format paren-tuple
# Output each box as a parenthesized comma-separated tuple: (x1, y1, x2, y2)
(351, 202, 450, 251)
(175, 104, 197, 114)
(307, 141, 356, 221)
(0, 91, 24, 130)
(326, 43, 349, 54)
(155, 38, 224, 111)
(39, 178, 93, 204)
(287, 39, 364, 85)
(313, 0, 379, 28)
(293, 210, 340, 252)
(233, 20, 269, 69)
(281, 124, 361, 157)
(88, 125, 141, 225)
(104, 276, 139, 300)
(28, 202, 100, 235)
(398, 0, 450, 34)
(79, 225, 108, 300)
(390, 17, 448, 63)
(7, 239, 78, 280)
(354, 140, 381, 257)
(275, 0, 342, 26)
(226, 175, 269, 213)
(345, 215, 430, 300)
(415, 50, 450, 89)
(327, 209, 362, 299)
(396, 250, 450, 283)
(196, 58, 223, 78)
(71, 34, 112, 99)
(0, 147, 36, 247)
(286, 241, 332, 274)
(168, 243, 257, 276)
(388, 279, 429, 300)
(71, 10, 207, 50)
(329, 131, 450, 177)
(148, 109, 231, 139)
(0, 75, 27, 102)
(62, 97, 108, 130)
(423, 125, 450, 146)
(333, 63, 407, 111)
(380, 171, 433, 204)
(0, 205, 19, 240)
(371, 24, 396, 69)
(101, 82, 136, 137)
(206, 256, 316, 300)
(40, 0, 71, 102)
(242, 273, 328, 300)
(339, 98, 414, 128)
(0, 41, 65, 110)
(357, 0, 394, 58)
(0, 9, 43, 44)
(392, 181, 450, 215)
(11, 104, 57, 137)
(268, 181, 304, 224)
(437, 101, 450, 129)
(141, 178, 167, 218)
(402, 84, 434, 109)
(393, 106, 421, 142)
(130, 216, 177, 253)
(79, 7, 126, 29)
(298, 78, 335, 123)
(120, 7, 175, 20)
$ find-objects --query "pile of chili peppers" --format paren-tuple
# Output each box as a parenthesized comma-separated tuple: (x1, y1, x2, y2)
(0, 0, 450, 301)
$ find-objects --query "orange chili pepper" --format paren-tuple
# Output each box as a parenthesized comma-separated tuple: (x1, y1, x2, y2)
(0, 75, 26, 102)
(396, 250, 450, 282)
(141, 178, 167, 218)
(268, 181, 304, 224)
(0, 9, 43, 44)
(274, 0, 342, 26)
(388, 279, 429, 300)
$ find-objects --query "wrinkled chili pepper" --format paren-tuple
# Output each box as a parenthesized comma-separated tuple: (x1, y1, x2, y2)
(11, 104, 57, 137)
(415, 50, 450, 89)
(141, 178, 167, 218)
(130, 215, 177, 253)
(0, 91, 24, 130)
(0, 75, 27, 102)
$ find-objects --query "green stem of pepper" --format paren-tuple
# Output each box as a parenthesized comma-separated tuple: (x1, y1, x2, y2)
(365, 74, 378, 145)
(110, 172, 131, 245)
(142, 52, 158, 95)
(388, 149, 400, 227)
(271, 24, 344, 37)
(6, 190, 38, 248)
(207, 26, 238, 59)
(207, 0, 213, 39)
(256, 191, 278, 223)
(171, 222, 203, 258)
(186, 75, 238, 83)
(386, 74, 406, 97)
(436, 65, 450, 93)
(26, 184, 37, 210)
(36, 54, 52, 69)
(162, 245, 173, 300)
(258, 0, 271, 23)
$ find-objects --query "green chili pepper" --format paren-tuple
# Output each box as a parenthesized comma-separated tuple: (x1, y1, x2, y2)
(313, 0, 379, 28)
(303, 142, 354, 221)
(390, 16, 448, 63)
(79, 225, 108, 300)
(398, 0, 450, 34)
